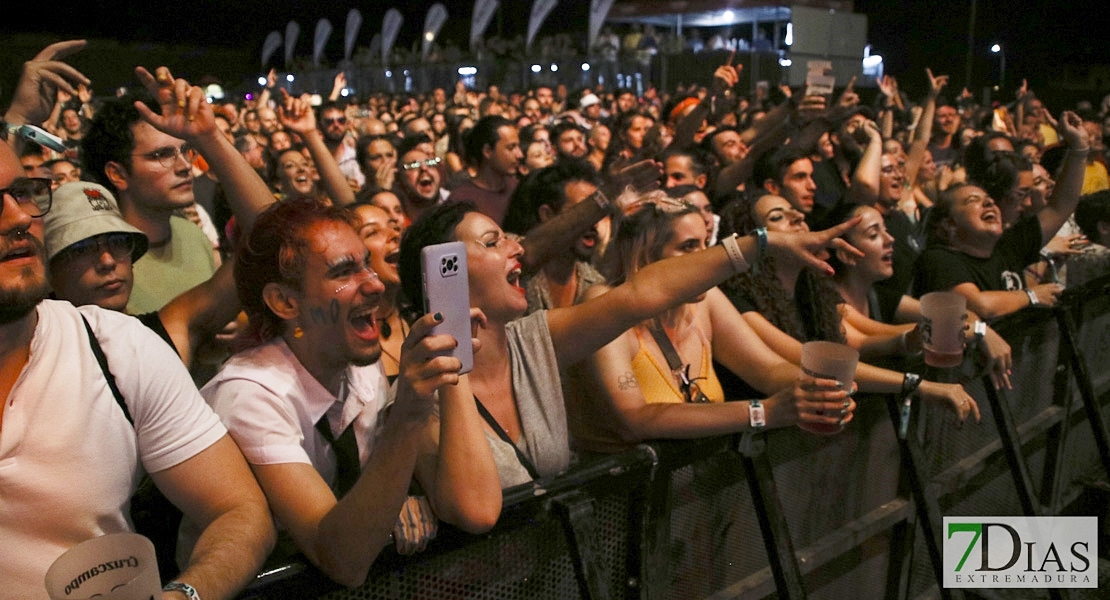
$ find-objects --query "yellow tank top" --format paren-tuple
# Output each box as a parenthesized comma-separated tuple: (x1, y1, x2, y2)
(630, 325, 724, 404)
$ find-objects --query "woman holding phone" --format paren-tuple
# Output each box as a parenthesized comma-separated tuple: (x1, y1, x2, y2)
(399, 194, 864, 488)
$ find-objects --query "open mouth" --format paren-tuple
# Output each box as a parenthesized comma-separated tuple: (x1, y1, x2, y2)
(507, 265, 523, 292)
(349, 306, 379, 341)
(881, 251, 894, 264)
(384, 249, 401, 264)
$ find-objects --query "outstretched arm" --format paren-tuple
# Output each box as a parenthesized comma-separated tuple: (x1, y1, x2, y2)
(547, 219, 865, 366)
(3, 40, 90, 129)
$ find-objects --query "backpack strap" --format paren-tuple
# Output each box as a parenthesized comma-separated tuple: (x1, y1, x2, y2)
(81, 314, 132, 425)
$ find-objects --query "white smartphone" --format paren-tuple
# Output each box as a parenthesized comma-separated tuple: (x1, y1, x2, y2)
(15, 124, 67, 153)
(420, 241, 474, 374)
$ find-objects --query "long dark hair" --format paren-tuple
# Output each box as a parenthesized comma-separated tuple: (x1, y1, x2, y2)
(718, 193, 846, 343)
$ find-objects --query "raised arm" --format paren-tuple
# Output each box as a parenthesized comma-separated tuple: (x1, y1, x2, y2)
(903, 69, 947, 188)
(672, 63, 739, 150)
(848, 120, 883, 205)
(277, 90, 356, 206)
(412, 309, 501, 532)
(3, 40, 90, 130)
(1038, 111, 1091, 241)
(133, 66, 276, 367)
(547, 219, 864, 366)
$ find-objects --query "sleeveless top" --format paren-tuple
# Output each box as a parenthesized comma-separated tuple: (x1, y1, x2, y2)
(630, 325, 724, 405)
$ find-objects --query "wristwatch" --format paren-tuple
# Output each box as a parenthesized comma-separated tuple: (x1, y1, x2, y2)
(163, 581, 201, 600)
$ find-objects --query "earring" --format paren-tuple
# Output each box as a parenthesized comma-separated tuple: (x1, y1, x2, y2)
(293, 325, 304, 339)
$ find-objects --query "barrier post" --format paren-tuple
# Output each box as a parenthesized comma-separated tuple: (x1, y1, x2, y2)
(551, 490, 609, 600)
(737, 432, 807, 599)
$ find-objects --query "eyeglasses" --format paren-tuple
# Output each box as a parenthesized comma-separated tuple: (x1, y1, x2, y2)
(133, 143, 197, 169)
(400, 156, 441, 172)
(59, 232, 136, 262)
(322, 116, 348, 126)
(0, 177, 52, 219)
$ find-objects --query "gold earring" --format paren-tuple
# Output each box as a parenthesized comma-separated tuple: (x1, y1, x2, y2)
(293, 326, 304, 339)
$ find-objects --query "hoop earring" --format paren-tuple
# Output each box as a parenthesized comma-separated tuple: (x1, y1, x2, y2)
(293, 325, 304, 339)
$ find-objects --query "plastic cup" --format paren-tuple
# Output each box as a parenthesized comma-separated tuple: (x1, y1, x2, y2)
(45, 533, 161, 600)
(798, 341, 859, 435)
(920, 292, 967, 368)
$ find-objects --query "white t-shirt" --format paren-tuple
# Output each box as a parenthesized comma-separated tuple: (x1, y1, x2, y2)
(0, 300, 226, 599)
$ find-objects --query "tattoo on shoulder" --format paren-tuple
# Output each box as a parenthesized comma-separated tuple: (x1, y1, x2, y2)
(617, 372, 639, 390)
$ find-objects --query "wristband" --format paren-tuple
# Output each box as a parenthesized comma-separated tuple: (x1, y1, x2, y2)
(164, 582, 201, 600)
(974, 320, 987, 341)
(749, 398, 766, 430)
(901, 372, 922, 398)
(721, 234, 750, 274)
(588, 189, 610, 211)
(752, 227, 768, 275)
(1026, 289, 1039, 306)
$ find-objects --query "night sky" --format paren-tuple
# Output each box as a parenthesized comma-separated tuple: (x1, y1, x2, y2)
(2, 1, 1108, 104)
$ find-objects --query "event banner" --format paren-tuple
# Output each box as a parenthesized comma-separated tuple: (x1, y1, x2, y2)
(344, 9, 363, 61)
(381, 9, 403, 64)
(471, 0, 499, 51)
(261, 30, 282, 67)
(313, 19, 332, 67)
(422, 4, 449, 61)
(588, 0, 615, 50)
(526, 0, 557, 51)
(284, 21, 300, 67)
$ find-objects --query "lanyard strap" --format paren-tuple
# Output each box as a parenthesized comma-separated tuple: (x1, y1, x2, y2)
(646, 318, 709, 403)
(474, 396, 540, 480)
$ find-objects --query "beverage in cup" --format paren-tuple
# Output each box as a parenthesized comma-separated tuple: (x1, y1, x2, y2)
(919, 291, 967, 368)
(799, 341, 859, 435)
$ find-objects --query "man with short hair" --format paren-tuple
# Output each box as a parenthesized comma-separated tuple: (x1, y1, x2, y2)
(756, 148, 818, 215)
(318, 102, 364, 190)
(82, 92, 218, 314)
(927, 102, 962, 170)
(0, 49, 275, 598)
(663, 147, 709, 190)
(503, 160, 606, 313)
(551, 122, 589, 162)
(203, 198, 500, 587)
(449, 116, 522, 225)
(394, 135, 448, 224)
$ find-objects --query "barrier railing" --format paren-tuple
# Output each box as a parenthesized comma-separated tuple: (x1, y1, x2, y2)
(240, 275, 1110, 599)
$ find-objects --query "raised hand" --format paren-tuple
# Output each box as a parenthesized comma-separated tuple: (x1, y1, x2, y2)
(765, 216, 866, 276)
(1057, 110, 1089, 149)
(4, 40, 90, 126)
(837, 76, 859, 108)
(877, 75, 898, 100)
(277, 89, 318, 136)
(133, 66, 217, 140)
(926, 68, 949, 97)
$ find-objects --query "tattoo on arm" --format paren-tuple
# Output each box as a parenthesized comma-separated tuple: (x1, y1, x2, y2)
(617, 372, 639, 391)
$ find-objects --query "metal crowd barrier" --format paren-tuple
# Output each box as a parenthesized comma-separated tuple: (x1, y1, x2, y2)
(240, 274, 1110, 599)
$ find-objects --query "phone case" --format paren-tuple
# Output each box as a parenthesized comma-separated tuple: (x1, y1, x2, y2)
(420, 241, 474, 374)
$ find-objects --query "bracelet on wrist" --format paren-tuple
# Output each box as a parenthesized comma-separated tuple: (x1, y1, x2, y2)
(752, 227, 768, 275)
(749, 398, 766, 430)
(974, 320, 987, 341)
(721, 234, 750, 274)
(589, 189, 610, 211)
(164, 581, 201, 600)
(1026, 289, 1039, 306)
(901, 372, 923, 398)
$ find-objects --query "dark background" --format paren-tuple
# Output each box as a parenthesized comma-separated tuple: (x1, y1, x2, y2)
(2, 1, 1108, 107)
